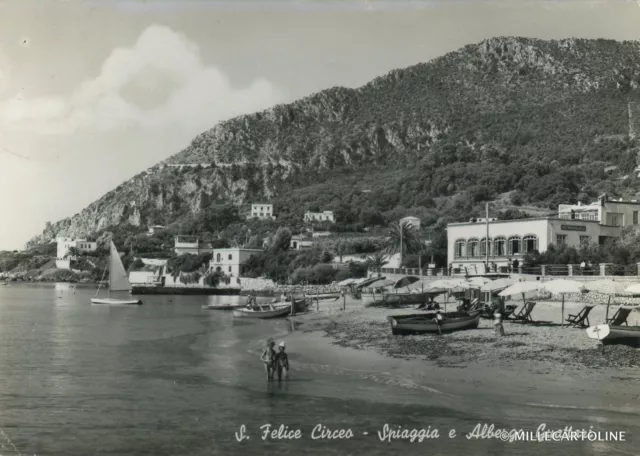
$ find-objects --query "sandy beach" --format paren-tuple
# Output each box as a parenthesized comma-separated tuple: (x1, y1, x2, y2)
(287, 297, 640, 413)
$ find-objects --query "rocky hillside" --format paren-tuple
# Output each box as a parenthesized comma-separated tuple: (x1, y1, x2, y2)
(28, 36, 640, 246)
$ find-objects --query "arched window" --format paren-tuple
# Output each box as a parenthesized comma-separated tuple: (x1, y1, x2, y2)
(454, 239, 466, 258)
(493, 237, 506, 257)
(467, 238, 479, 257)
(216, 253, 221, 262)
(480, 238, 491, 257)
(508, 236, 521, 255)
(228, 254, 233, 260)
(523, 235, 538, 253)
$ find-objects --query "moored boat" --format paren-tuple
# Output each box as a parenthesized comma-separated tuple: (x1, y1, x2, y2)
(305, 292, 341, 301)
(202, 302, 246, 310)
(585, 324, 640, 347)
(91, 240, 143, 306)
(233, 304, 291, 319)
(92, 298, 142, 306)
(387, 310, 482, 335)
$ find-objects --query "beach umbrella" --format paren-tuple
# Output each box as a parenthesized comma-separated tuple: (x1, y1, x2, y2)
(480, 278, 517, 293)
(427, 278, 469, 290)
(356, 276, 387, 289)
(584, 280, 631, 320)
(498, 281, 543, 308)
(623, 283, 640, 295)
(465, 277, 491, 288)
(393, 276, 421, 289)
(539, 279, 588, 325)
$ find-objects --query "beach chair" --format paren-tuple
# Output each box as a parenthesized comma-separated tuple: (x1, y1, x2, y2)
(566, 305, 595, 328)
(512, 301, 536, 323)
(606, 307, 632, 326)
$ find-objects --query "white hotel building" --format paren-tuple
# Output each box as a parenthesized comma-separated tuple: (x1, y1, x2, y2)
(446, 194, 640, 270)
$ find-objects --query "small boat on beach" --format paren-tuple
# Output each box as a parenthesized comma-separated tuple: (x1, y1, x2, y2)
(585, 324, 640, 347)
(305, 292, 341, 301)
(202, 302, 246, 310)
(91, 240, 142, 306)
(387, 310, 482, 335)
(233, 303, 291, 319)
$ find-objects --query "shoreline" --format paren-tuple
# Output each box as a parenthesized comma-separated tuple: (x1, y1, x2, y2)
(286, 298, 640, 412)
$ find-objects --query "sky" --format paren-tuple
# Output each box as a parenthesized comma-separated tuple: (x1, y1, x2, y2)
(1, 0, 640, 250)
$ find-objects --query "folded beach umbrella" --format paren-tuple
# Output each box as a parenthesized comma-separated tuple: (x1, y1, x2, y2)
(539, 279, 588, 325)
(584, 280, 631, 320)
(498, 281, 542, 307)
(355, 276, 386, 289)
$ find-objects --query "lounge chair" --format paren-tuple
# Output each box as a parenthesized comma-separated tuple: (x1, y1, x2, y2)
(566, 305, 594, 328)
(606, 307, 632, 326)
(512, 301, 536, 323)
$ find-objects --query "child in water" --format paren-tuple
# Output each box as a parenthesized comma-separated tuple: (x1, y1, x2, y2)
(260, 340, 276, 381)
(275, 341, 289, 381)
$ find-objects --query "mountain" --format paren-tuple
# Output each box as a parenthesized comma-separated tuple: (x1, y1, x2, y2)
(27, 36, 640, 247)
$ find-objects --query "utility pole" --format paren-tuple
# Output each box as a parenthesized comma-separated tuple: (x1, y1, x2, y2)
(400, 222, 403, 270)
(485, 202, 490, 272)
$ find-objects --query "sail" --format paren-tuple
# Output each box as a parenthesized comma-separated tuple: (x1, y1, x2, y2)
(109, 241, 131, 291)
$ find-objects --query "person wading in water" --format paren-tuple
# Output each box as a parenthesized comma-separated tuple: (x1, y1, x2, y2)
(260, 340, 277, 381)
(275, 341, 290, 381)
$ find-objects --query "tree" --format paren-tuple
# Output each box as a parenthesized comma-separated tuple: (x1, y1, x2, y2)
(366, 252, 388, 278)
(270, 227, 292, 252)
(384, 220, 421, 266)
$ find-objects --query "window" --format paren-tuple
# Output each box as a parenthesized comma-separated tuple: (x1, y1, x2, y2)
(580, 236, 591, 245)
(480, 238, 490, 256)
(634, 211, 638, 225)
(556, 234, 567, 246)
(493, 237, 505, 256)
(228, 254, 233, 260)
(523, 235, 538, 253)
(606, 212, 623, 226)
(454, 239, 466, 258)
(216, 253, 221, 262)
(507, 236, 521, 255)
(228, 266, 232, 272)
(467, 239, 479, 257)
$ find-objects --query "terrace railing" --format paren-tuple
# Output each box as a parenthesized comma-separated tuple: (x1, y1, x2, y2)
(371, 262, 640, 278)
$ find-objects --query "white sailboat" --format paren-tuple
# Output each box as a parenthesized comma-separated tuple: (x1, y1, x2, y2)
(91, 241, 142, 305)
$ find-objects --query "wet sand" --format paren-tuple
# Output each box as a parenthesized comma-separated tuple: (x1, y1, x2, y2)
(287, 298, 640, 413)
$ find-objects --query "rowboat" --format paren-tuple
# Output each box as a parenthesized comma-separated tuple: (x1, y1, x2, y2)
(305, 292, 341, 301)
(92, 298, 142, 306)
(202, 302, 246, 310)
(233, 303, 291, 319)
(585, 324, 640, 347)
(387, 310, 482, 335)
(367, 293, 434, 308)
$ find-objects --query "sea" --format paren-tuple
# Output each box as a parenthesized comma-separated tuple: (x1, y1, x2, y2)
(0, 283, 637, 456)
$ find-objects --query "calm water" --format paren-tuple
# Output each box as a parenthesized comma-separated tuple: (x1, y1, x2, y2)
(0, 283, 637, 456)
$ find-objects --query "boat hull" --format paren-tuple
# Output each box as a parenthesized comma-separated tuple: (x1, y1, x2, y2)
(367, 292, 434, 308)
(91, 298, 142, 306)
(232, 306, 291, 319)
(586, 324, 640, 347)
(203, 303, 246, 310)
(306, 293, 341, 301)
(387, 311, 481, 335)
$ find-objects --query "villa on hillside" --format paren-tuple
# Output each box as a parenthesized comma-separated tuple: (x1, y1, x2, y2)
(249, 203, 275, 220)
(209, 248, 263, 277)
(446, 194, 637, 271)
(290, 235, 314, 250)
(174, 236, 214, 256)
(55, 237, 98, 270)
(304, 210, 335, 223)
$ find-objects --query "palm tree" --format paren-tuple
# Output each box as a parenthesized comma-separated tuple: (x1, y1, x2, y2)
(367, 252, 389, 278)
(385, 220, 421, 267)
